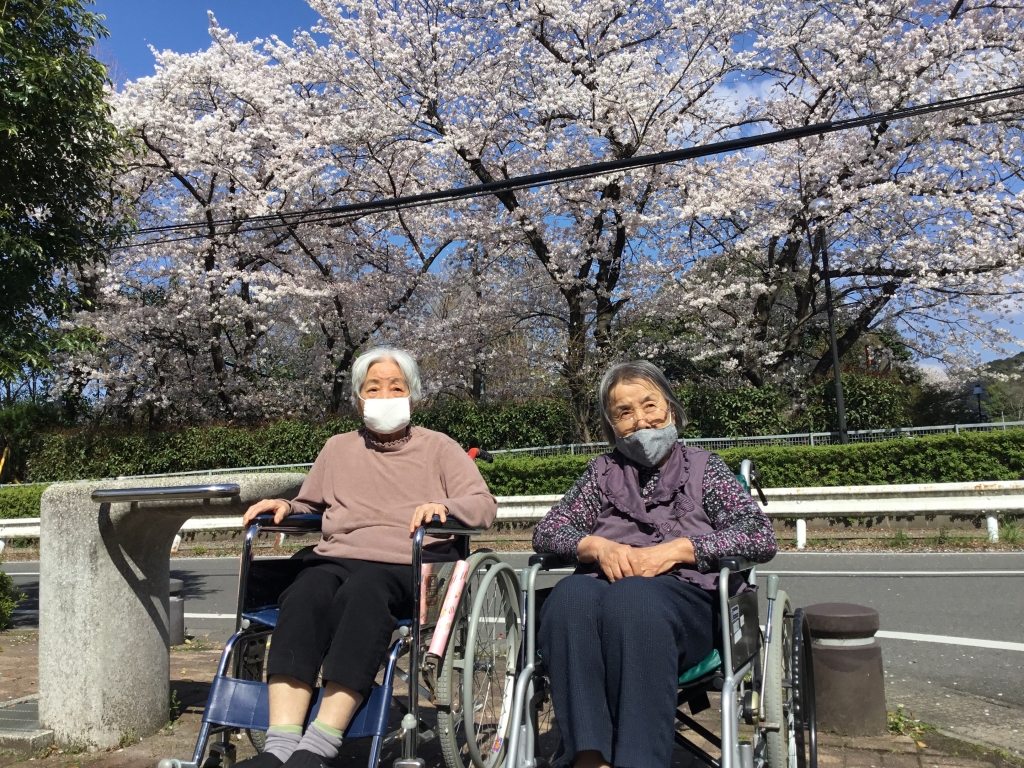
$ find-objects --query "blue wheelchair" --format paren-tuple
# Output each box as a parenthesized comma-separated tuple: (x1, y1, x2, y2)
(505, 460, 819, 768)
(159, 513, 523, 768)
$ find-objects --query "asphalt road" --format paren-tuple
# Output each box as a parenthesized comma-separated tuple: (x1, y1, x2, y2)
(5, 551, 1023, 708)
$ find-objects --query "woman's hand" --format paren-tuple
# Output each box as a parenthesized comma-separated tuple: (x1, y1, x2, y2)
(242, 498, 291, 526)
(578, 536, 636, 582)
(627, 538, 695, 577)
(409, 502, 449, 534)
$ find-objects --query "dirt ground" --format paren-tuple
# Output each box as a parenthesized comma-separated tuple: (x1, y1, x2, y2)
(3, 627, 1022, 768)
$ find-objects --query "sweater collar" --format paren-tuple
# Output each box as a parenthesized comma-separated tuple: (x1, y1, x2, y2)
(360, 426, 413, 452)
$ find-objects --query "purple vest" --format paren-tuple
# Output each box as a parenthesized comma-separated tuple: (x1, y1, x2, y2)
(583, 443, 719, 590)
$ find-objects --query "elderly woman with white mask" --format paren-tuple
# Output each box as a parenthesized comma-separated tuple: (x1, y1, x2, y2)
(532, 361, 777, 768)
(238, 348, 497, 768)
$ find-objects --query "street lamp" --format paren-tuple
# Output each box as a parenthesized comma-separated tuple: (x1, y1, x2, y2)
(974, 383, 983, 422)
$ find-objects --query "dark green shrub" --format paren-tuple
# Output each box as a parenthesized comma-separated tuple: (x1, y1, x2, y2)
(0, 557, 25, 630)
(413, 399, 575, 450)
(0, 484, 47, 519)
(678, 384, 787, 438)
(800, 372, 911, 431)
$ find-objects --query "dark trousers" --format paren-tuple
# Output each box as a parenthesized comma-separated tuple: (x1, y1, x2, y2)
(538, 574, 715, 768)
(266, 556, 414, 698)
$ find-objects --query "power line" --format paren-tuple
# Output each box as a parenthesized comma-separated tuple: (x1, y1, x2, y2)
(124, 82, 1024, 248)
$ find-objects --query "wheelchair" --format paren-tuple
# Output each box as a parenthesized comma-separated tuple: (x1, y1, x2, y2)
(159, 512, 522, 768)
(505, 459, 819, 768)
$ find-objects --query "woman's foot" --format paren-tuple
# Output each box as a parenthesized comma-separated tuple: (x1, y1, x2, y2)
(573, 750, 611, 768)
(281, 750, 332, 768)
(232, 752, 285, 768)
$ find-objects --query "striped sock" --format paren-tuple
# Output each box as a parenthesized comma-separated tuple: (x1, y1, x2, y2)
(295, 718, 344, 759)
(264, 725, 302, 762)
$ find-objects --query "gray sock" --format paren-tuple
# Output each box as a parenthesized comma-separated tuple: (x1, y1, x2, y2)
(296, 718, 344, 759)
(264, 725, 302, 763)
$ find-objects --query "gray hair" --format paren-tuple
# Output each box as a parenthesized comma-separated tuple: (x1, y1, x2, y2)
(598, 361, 688, 444)
(350, 347, 423, 404)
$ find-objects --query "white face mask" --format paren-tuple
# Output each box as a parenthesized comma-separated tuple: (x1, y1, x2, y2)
(361, 396, 411, 434)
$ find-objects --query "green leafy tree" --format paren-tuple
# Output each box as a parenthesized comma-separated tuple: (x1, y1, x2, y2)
(0, 0, 121, 378)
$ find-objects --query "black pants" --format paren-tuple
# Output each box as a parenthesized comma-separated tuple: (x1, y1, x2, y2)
(538, 574, 715, 768)
(266, 556, 414, 698)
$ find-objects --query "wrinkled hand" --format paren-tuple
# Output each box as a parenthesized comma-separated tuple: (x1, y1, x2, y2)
(409, 502, 449, 534)
(579, 537, 636, 582)
(627, 539, 694, 577)
(242, 498, 291, 526)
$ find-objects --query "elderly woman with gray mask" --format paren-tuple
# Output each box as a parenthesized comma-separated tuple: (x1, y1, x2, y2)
(238, 347, 496, 768)
(532, 361, 777, 768)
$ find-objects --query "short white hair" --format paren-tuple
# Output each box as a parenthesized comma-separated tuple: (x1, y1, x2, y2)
(350, 347, 423, 404)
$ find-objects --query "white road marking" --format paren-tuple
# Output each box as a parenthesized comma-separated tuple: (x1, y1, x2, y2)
(876, 630, 1024, 652)
(12, 609, 238, 620)
(761, 570, 1024, 576)
(2, 572, 38, 576)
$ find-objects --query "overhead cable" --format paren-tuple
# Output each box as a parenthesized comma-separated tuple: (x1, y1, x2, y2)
(125, 82, 1024, 247)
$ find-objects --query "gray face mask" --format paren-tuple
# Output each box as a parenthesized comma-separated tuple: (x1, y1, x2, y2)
(614, 421, 678, 467)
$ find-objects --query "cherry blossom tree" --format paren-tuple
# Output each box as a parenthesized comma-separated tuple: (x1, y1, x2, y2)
(62, 0, 1024, 436)
(639, 0, 1024, 388)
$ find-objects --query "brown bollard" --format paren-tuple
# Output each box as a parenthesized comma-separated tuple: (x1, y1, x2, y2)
(804, 603, 887, 735)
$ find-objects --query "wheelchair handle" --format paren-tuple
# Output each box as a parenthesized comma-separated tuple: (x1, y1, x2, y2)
(91, 484, 240, 504)
(766, 574, 779, 601)
(423, 515, 483, 537)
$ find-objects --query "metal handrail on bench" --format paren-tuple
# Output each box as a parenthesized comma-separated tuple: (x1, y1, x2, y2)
(90, 484, 241, 504)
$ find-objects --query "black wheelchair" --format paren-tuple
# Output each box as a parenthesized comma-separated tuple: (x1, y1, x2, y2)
(159, 513, 522, 768)
(504, 460, 819, 768)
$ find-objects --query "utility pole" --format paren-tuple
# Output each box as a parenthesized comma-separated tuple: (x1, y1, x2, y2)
(819, 230, 849, 444)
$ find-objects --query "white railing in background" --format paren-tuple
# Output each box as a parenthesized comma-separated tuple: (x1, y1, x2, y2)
(3, 480, 1023, 553)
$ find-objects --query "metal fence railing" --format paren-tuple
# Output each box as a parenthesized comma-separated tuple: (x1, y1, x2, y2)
(2, 420, 1021, 487)
(488, 419, 1024, 457)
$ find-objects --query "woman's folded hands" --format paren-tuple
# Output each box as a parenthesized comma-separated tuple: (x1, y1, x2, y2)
(578, 536, 696, 582)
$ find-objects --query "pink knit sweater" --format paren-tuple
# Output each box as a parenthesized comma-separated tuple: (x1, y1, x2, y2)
(288, 426, 497, 564)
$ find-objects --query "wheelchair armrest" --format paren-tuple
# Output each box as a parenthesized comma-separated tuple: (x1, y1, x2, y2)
(423, 518, 483, 537)
(528, 552, 574, 570)
(248, 512, 324, 533)
(719, 556, 754, 573)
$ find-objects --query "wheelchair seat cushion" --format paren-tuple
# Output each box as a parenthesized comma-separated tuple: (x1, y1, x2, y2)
(678, 648, 721, 685)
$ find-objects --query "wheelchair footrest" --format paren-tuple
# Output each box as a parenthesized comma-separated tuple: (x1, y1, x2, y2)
(203, 676, 392, 739)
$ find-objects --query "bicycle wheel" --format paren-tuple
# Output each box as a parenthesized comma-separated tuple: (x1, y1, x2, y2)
(436, 554, 522, 768)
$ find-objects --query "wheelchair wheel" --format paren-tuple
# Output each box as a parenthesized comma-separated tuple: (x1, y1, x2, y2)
(436, 553, 522, 768)
(236, 633, 270, 753)
(763, 592, 793, 768)
(791, 609, 818, 768)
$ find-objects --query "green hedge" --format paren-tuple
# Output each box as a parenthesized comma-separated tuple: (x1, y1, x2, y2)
(0, 484, 48, 519)
(24, 400, 577, 483)
(479, 430, 1024, 495)
(9, 430, 1023, 517)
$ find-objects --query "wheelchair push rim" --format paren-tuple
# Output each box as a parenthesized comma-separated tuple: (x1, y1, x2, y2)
(791, 609, 818, 768)
(436, 555, 522, 768)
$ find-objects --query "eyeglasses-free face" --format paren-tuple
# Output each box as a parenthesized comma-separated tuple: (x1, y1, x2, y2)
(360, 360, 410, 399)
(607, 379, 672, 436)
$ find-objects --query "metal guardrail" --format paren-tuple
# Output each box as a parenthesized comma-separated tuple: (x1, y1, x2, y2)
(488, 420, 1024, 457)
(4, 481, 1022, 552)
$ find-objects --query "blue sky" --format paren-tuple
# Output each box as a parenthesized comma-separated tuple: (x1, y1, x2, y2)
(92, 0, 319, 83)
